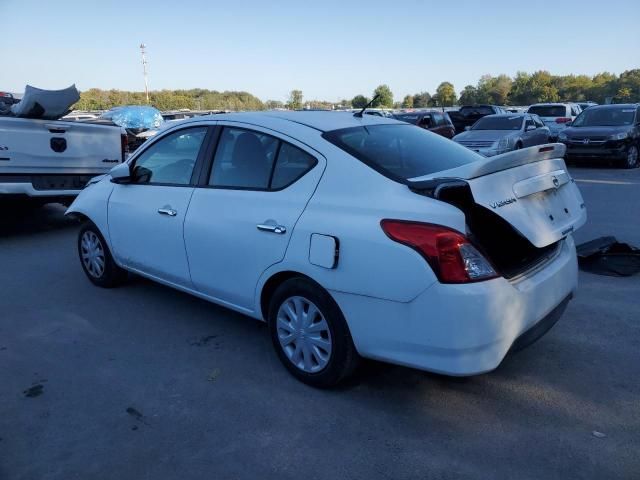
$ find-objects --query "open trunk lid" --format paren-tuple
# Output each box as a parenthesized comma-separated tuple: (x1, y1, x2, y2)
(409, 144, 586, 249)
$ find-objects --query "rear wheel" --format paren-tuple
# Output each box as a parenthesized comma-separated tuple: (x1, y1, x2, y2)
(267, 277, 359, 388)
(622, 145, 638, 169)
(77, 222, 127, 288)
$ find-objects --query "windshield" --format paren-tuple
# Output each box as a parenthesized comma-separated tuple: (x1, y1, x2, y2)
(472, 116, 523, 130)
(528, 105, 567, 117)
(572, 107, 636, 127)
(460, 106, 493, 117)
(322, 124, 480, 181)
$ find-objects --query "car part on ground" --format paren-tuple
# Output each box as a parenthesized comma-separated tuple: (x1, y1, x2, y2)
(577, 236, 640, 276)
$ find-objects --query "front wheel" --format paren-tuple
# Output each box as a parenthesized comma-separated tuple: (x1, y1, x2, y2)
(268, 278, 359, 388)
(622, 145, 638, 169)
(77, 222, 127, 288)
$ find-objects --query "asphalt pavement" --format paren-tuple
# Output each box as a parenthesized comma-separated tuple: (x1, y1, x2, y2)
(1, 166, 638, 480)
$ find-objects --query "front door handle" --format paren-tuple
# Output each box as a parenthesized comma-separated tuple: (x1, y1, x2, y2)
(158, 207, 177, 217)
(257, 223, 287, 234)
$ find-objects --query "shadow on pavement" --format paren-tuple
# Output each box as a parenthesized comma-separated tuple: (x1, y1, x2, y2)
(0, 201, 77, 238)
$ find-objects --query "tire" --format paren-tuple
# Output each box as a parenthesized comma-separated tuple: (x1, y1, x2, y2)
(77, 222, 127, 288)
(515, 142, 523, 150)
(622, 144, 638, 169)
(267, 277, 359, 388)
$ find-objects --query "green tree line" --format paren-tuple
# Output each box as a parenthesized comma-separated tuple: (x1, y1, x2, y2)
(74, 88, 266, 111)
(73, 69, 640, 112)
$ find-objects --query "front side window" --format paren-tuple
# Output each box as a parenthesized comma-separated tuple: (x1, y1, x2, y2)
(131, 127, 207, 185)
(323, 124, 480, 182)
(209, 128, 279, 189)
(525, 117, 536, 129)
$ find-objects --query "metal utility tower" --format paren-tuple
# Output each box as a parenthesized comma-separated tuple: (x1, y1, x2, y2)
(140, 43, 149, 103)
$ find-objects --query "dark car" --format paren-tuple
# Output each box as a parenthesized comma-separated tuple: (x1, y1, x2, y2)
(448, 105, 507, 133)
(394, 110, 456, 138)
(559, 104, 640, 169)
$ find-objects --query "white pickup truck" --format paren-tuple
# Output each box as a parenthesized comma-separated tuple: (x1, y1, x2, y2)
(0, 117, 126, 204)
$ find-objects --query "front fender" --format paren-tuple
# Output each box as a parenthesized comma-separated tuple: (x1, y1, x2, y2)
(65, 177, 115, 246)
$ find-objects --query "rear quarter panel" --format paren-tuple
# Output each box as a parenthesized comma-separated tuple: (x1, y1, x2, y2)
(256, 143, 467, 307)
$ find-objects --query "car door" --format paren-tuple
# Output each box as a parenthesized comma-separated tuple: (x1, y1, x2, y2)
(184, 125, 325, 311)
(532, 115, 549, 144)
(521, 115, 538, 146)
(108, 125, 210, 287)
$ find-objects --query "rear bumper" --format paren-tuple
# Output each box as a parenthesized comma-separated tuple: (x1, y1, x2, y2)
(332, 236, 578, 376)
(0, 174, 96, 197)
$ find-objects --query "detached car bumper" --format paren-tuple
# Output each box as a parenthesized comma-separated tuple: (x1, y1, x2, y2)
(332, 236, 578, 376)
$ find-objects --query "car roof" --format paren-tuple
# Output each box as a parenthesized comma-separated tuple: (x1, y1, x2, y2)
(177, 110, 401, 132)
(585, 103, 638, 109)
(483, 113, 526, 118)
(529, 103, 577, 106)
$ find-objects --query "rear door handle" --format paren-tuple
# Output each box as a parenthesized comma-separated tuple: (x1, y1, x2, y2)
(158, 207, 177, 217)
(257, 223, 287, 234)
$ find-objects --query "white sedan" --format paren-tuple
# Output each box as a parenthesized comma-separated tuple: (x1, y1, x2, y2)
(67, 111, 586, 387)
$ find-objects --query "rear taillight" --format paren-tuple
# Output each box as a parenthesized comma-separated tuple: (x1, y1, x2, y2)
(380, 220, 498, 283)
(556, 117, 572, 123)
(121, 133, 129, 162)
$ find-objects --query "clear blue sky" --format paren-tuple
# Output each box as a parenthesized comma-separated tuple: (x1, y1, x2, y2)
(3, 0, 639, 102)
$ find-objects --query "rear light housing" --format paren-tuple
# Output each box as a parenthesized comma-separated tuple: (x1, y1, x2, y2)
(381, 220, 498, 284)
(555, 117, 572, 123)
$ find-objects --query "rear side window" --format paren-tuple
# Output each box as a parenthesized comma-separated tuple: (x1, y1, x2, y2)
(528, 105, 567, 117)
(419, 115, 433, 128)
(323, 124, 480, 182)
(209, 127, 279, 189)
(209, 127, 317, 190)
(533, 115, 545, 128)
(271, 143, 317, 190)
(395, 114, 419, 124)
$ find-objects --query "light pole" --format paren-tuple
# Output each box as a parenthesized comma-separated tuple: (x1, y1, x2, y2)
(140, 43, 149, 104)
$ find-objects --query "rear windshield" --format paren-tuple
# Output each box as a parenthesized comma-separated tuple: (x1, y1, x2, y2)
(473, 116, 523, 130)
(322, 124, 480, 181)
(460, 106, 493, 116)
(572, 107, 636, 127)
(528, 106, 567, 117)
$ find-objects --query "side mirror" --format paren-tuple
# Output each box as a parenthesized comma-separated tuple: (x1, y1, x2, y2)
(526, 125, 537, 131)
(464, 126, 471, 131)
(110, 162, 132, 183)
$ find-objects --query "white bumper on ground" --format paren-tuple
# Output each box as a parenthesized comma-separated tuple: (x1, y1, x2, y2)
(331, 236, 578, 376)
